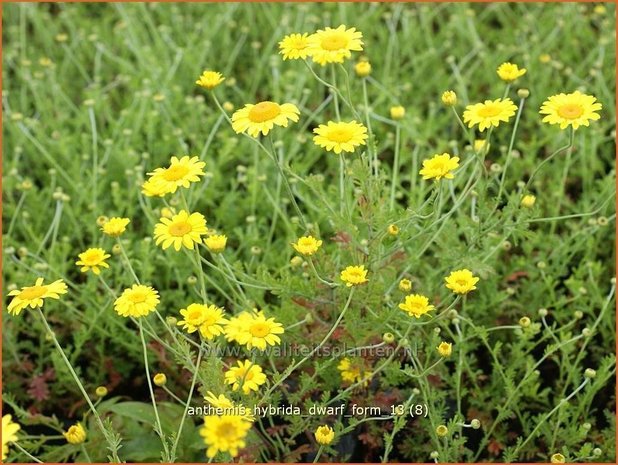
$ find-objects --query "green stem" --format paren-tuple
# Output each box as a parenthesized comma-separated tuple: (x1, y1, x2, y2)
(389, 124, 401, 210)
(525, 127, 574, 191)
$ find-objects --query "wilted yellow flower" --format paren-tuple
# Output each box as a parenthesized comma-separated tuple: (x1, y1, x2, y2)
(313, 120, 368, 154)
(279, 33, 311, 60)
(101, 217, 130, 237)
(354, 60, 371, 77)
(75, 248, 111, 275)
(7, 278, 68, 316)
(539, 91, 602, 130)
(445, 269, 479, 294)
(114, 284, 159, 318)
(551, 453, 566, 463)
(441, 90, 457, 106)
(204, 234, 228, 253)
(232, 101, 300, 137)
(307, 25, 363, 66)
(390, 105, 405, 120)
(153, 373, 167, 386)
(419, 153, 460, 181)
(340, 265, 368, 287)
(398, 294, 435, 318)
(315, 425, 335, 445)
(225, 360, 267, 394)
(200, 414, 252, 459)
(292, 236, 323, 256)
(437, 342, 452, 357)
(63, 423, 86, 444)
(463, 98, 518, 131)
(195, 70, 225, 90)
(521, 194, 536, 208)
(496, 62, 527, 82)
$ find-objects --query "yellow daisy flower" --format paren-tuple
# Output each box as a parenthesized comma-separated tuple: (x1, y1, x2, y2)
(75, 248, 110, 275)
(63, 423, 86, 444)
(419, 153, 460, 181)
(444, 269, 479, 294)
(437, 342, 453, 357)
(234, 312, 284, 350)
(463, 98, 518, 132)
(154, 210, 208, 251)
(337, 357, 370, 386)
(147, 156, 206, 194)
(307, 25, 363, 66)
(224, 311, 256, 344)
(195, 70, 225, 90)
(7, 278, 68, 316)
(204, 234, 227, 253)
(496, 62, 527, 82)
(101, 217, 130, 237)
(231, 101, 300, 137)
(177, 303, 228, 340)
(113, 284, 160, 318)
(204, 392, 255, 421)
(539, 91, 602, 130)
(225, 360, 267, 394)
(278, 33, 311, 60)
(141, 177, 174, 197)
(398, 294, 435, 318)
(200, 414, 252, 459)
(313, 120, 368, 154)
(291, 235, 323, 256)
(2, 414, 20, 461)
(315, 425, 335, 445)
(340, 265, 368, 287)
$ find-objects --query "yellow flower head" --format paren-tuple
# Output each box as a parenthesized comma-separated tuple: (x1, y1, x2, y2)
(539, 91, 602, 130)
(398, 279, 412, 292)
(387, 224, 399, 236)
(337, 357, 369, 386)
(441, 90, 457, 106)
(313, 120, 368, 154)
(390, 105, 405, 120)
(497, 62, 527, 82)
(147, 156, 206, 194)
(101, 217, 130, 237)
(96, 215, 109, 227)
(419, 153, 460, 181)
(114, 284, 159, 318)
(232, 101, 299, 137)
(437, 341, 453, 357)
(551, 453, 566, 463)
(279, 33, 311, 60)
(292, 235, 323, 256)
(225, 360, 267, 394)
(200, 414, 252, 459)
(204, 392, 254, 421)
(153, 373, 167, 386)
(224, 311, 255, 344)
(445, 269, 479, 294)
(307, 25, 363, 66)
(436, 425, 448, 437)
(63, 423, 86, 444)
(2, 415, 20, 461)
(315, 425, 335, 445)
(204, 234, 228, 253)
(463, 98, 517, 132)
(95, 386, 108, 397)
(7, 278, 68, 316)
(75, 248, 110, 275)
(196, 70, 225, 90)
(354, 60, 371, 77)
(474, 139, 489, 154)
(154, 210, 208, 251)
(521, 194, 536, 208)
(398, 294, 435, 318)
(177, 303, 228, 340)
(340, 265, 368, 287)
(234, 311, 284, 350)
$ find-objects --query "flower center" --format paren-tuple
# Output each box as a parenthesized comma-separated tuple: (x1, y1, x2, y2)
(248, 101, 281, 123)
(19, 285, 46, 300)
(82, 251, 102, 265)
(321, 33, 348, 51)
(187, 309, 205, 324)
(163, 164, 190, 181)
(128, 291, 148, 303)
(557, 104, 584, 119)
(217, 422, 236, 439)
(327, 128, 353, 143)
(168, 221, 192, 237)
(477, 104, 502, 118)
(249, 322, 271, 338)
(456, 279, 468, 287)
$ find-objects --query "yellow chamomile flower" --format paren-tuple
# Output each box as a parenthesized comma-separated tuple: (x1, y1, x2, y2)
(234, 311, 284, 350)
(63, 423, 86, 444)
(224, 311, 255, 344)
(398, 294, 435, 318)
(337, 357, 370, 386)
(204, 234, 228, 253)
(390, 105, 405, 120)
(398, 279, 412, 292)
(75, 248, 110, 275)
(200, 414, 252, 459)
(307, 25, 363, 66)
(195, 70, 225, 90)
(441, 90, 457, 106)
(445, 269, 479, 294)
(436, 425, 449, 437)
(225, 360, 267, 394)
(7, 278, 68, 316)
(141, 177, 173, 197)
(496, 62, 527, 82)
(177, 303, 228, 340)
(101, 217, 130, 237)
(551, 453, 566, 463)
(521, 194, 536, 208)
(154, 210, 208, 251)
(354, 60, 371, 77)
(313, 120, 368, 154)
(292, 236, 323, 256)
(146, 156, 206, 194)
(278, 33, 311, 60)
(539, 91, 602, 130)
(315, 425, 335, 445)
(232, 101, 300, 137)
(340, 265, 368, 287)
(463, 98, 518, 132)
(205, 392, 255, 421)
(437, 342, 453, 357)
(153, 373, 167, 386)
(419, 153, 460, 181)
(2, 415, 20, 461)
(114, 284, 160, 317)
(387, 224, 399, 236)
